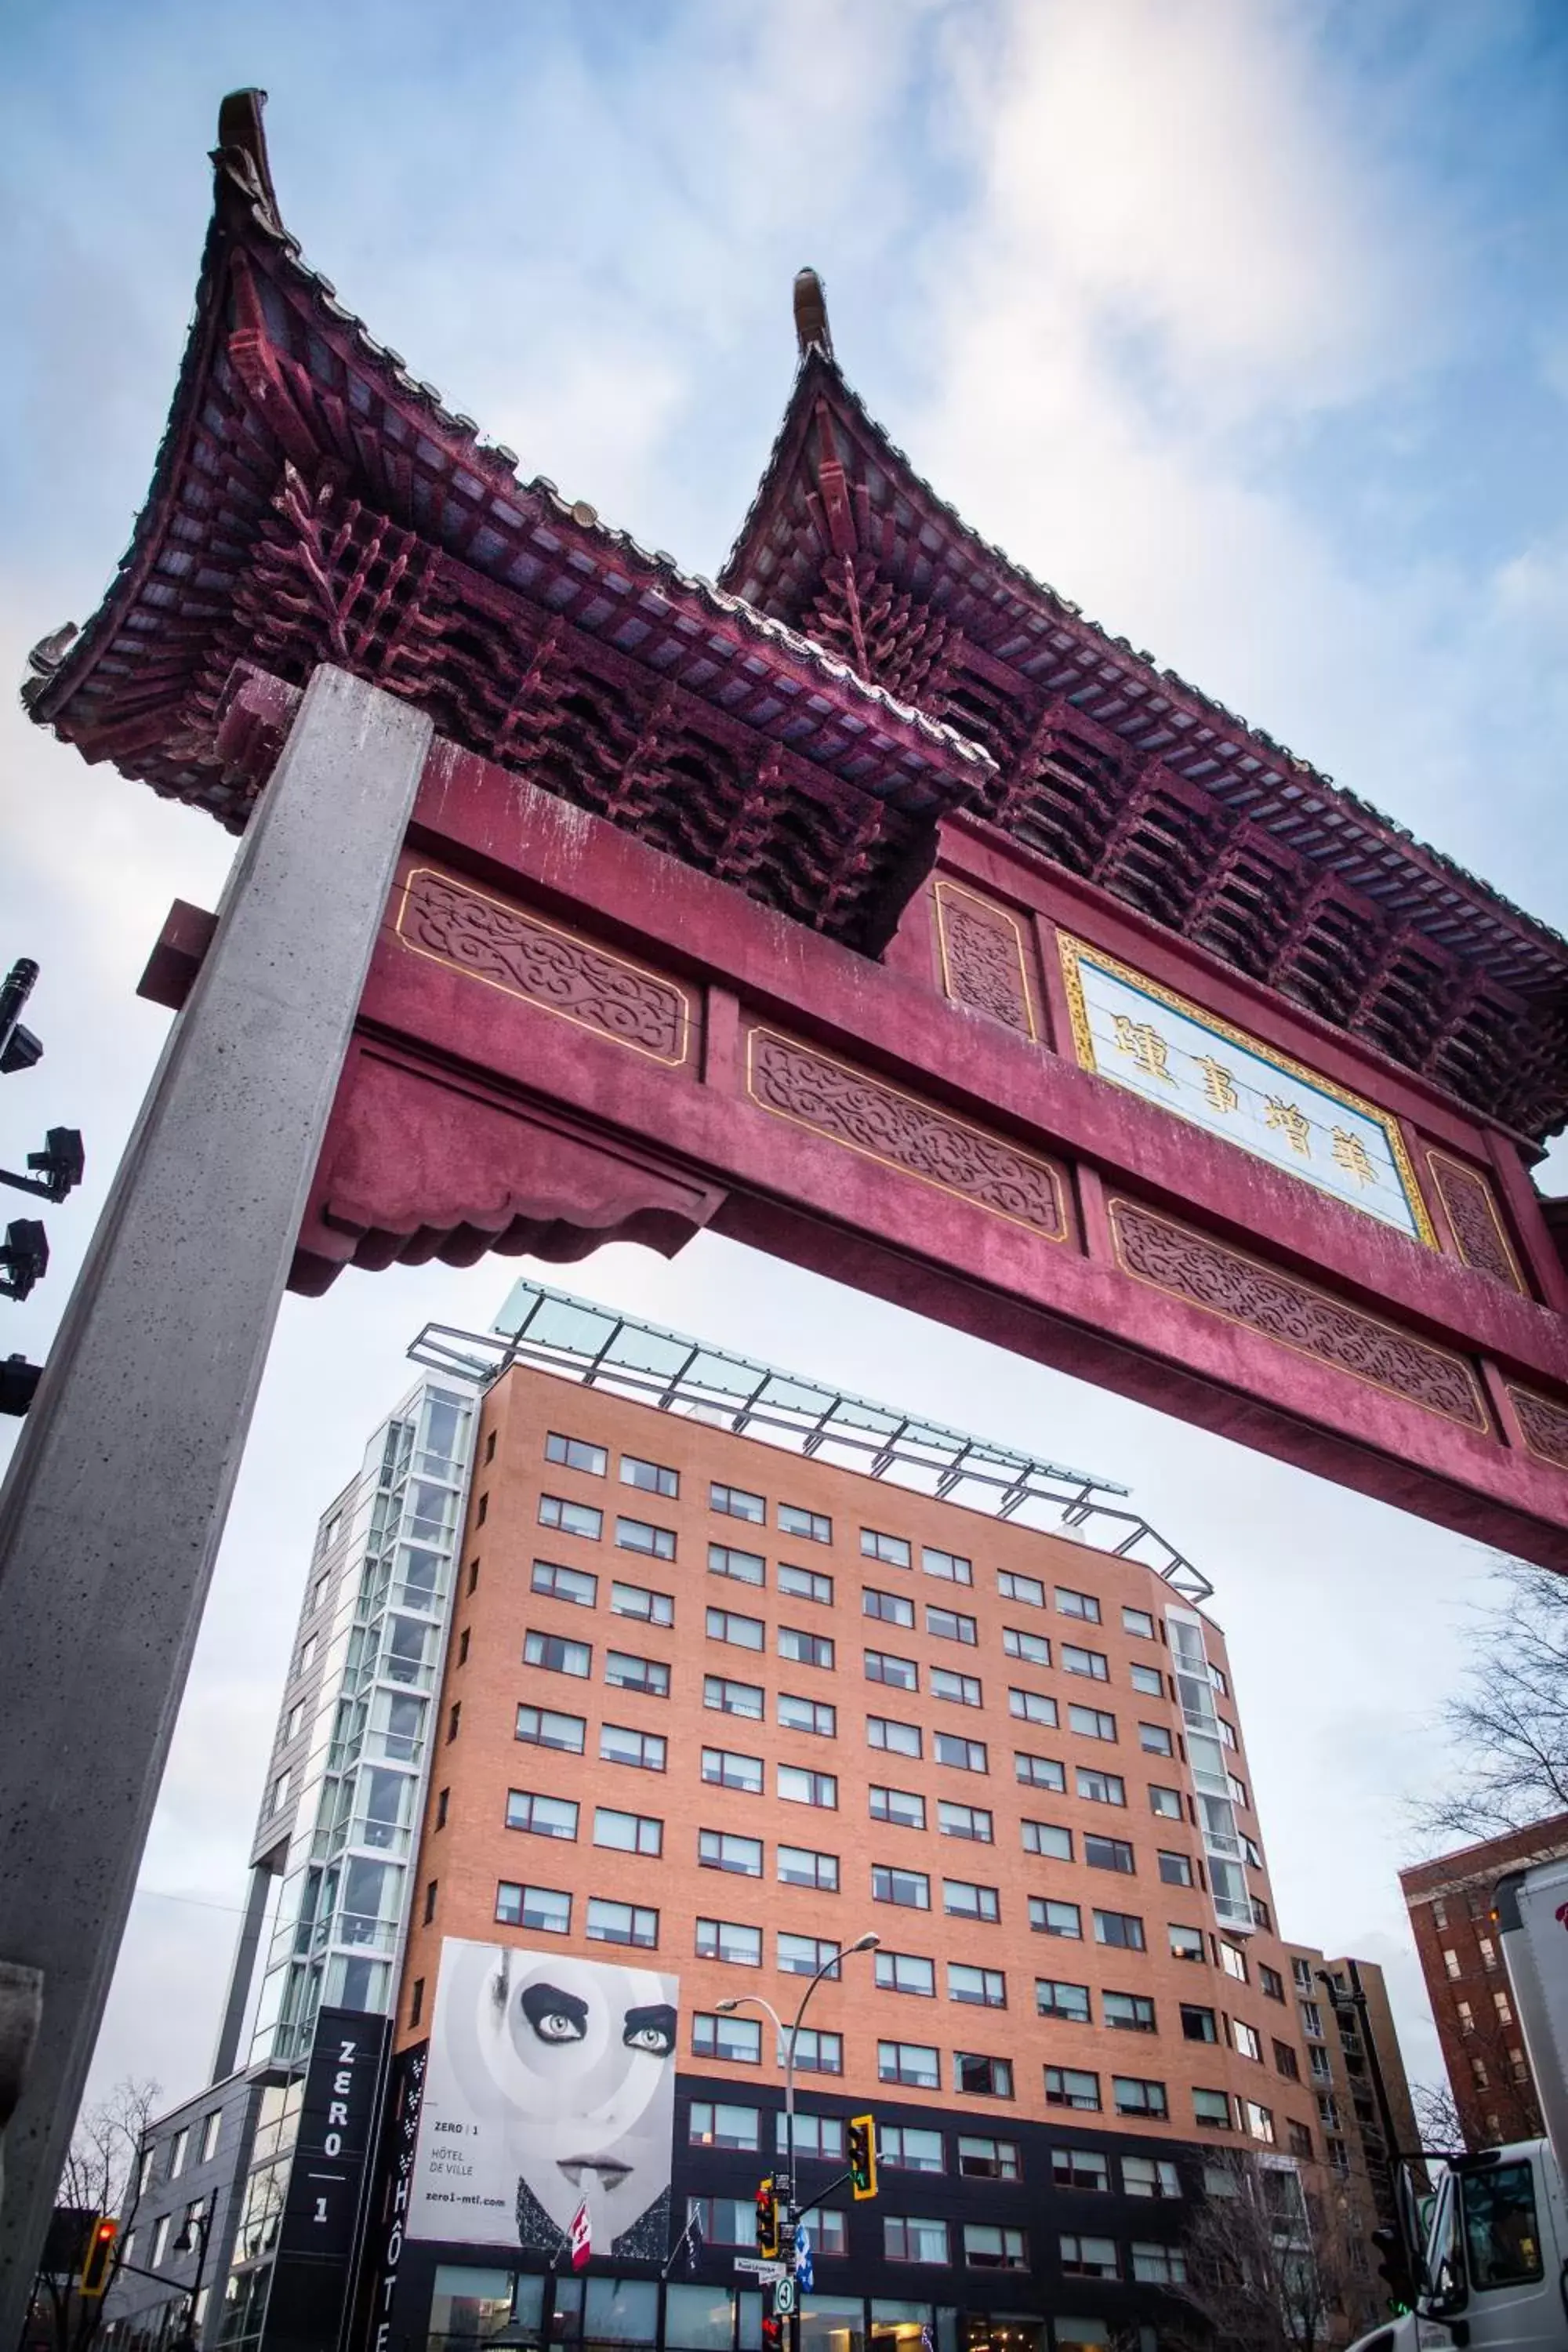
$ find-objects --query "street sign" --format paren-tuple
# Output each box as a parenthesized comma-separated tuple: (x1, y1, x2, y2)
(775, 2277, 797, 2316)
(733, 2258, 785, 2280)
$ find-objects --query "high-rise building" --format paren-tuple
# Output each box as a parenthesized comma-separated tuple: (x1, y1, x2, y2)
(1401, 1817, 1568, 2149)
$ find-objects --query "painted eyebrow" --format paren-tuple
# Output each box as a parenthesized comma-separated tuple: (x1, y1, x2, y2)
(521, 1983, 590, 2031)
(622, 2003, 677, 2043)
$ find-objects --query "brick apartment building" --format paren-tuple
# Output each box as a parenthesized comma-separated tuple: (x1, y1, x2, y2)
(1402, 1815, 1568, 2149)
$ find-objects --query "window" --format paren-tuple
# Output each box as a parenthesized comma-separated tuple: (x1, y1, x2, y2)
(922, 1544, 973, 1585)
(1149, 1784, 1183, 1819)
(1244, 2101, 1276, 2144)
(1130, 1663, 1164, 1696)
(709, 1544, 765, 1587)
(524, 1630, 590, 1679)
(931, 1669, 982, 1708)
(1259, 1963, 1285, 2002)
(1170, 1923, 1205, 1962)
(880, 2125, 944, 2172)
(945, 1879, 1000, 1922)
(868, 1716, 922, 1758)
(778, 1693, 836, 1737)
(777, 2112, 845, 2161)
(169, 2127, 190, 2180)
(618, 1516, 676, 1559)
(779, 1504, 831, 1544)
(710, 1481, 764, 1523)
(621, 1454, 678, 1497)
(879, 2041, 940, 2089)
(934, 1733, 988, 1772)
(1193, 2088, 1233, 2129)
(594, 1806, 662, 1857)
(689, 2102, 760, 2151)
(1139, 1722, 1174, 1756)
(885, 2216, 952, 2264)
(1022, 1820, 1073, 1860)
(877, 1951, 936, 1996)
(1123, 1605, 1156, 1638)
(1055, 1586, 1102, 1622)
(964, 2223, 1027, 2270)
(1030, 1897, 1082, 1939)
(960, 2134, 1020, 2180)
(704, 1742, 766, 1790)
(603, 1651, 670, 1700)
(149, 2218, 171, 2269)
(779, 1563, 833, 1606)
(1158, 1851, 1194, 1887)
(780, 1627, 834, 1668)
(870, 1786, 927, 1830)
(778, 1845, 838, 1891)
(1242, 1834, 1264, 1868)
(284, 1700, 304, 1741)
(949, 1964, 1006, 2008)
(1105, 1992, 1156, 2033)
(792, 2028, 842, 2075)
(1181, 2005, 1218, 2042)
(687, 2195, 767, 2249)
(1273, 2041, 1300, 2081)
(1232, 2020, 1261, 2060)
(496, 1882, 571, 1933)
(779, 1765, 837, 1809)
(1287, 2120, 1313, 2161)
(1219, 1942, 1248, 1983)
(1069, 1704, 1116, 1741)
(1015, 1751, 1065, 1791)
(1219, 1719, 1239, 1749)
(1292, 1957, 1314, 1990)
(693, 2013, 760, 2064)
(866, 1650, 919, 1690)
(1009, 1687, 1058, 1727)
(200, 2111, 222, 2165)
(506, 1791, 579, 1839)
(1210, 1661, 1229, 1695)
(1131, 2242, 1186, 2284)
(1061, 2234, 1120, 2281)
(1442, 1947, 1461, 1980)
(1036, 1976, 1092, 2023)
(939, 1800, 993, 1842)
(1046, 2067, 1101, 2111)
(1062, 1644, 1109, 1681)
(706, 1607, 764, 1651)
(873, 1865, 931, 1910)
(704, 1675, 763, 1719)
(611, 1581, 673, 1627)
(699, 1829, 763, 1876)
(779, 1934, 840, 1979)
(695, 1918, 762, 1966)
(1114, 2076, 1168, 2118)
(927, 1606, 978, 1646)
(1051, 2147, 1108, 2194)
(445, 1701, 460, 1743)
(1123, 2156, 1181, 2199)
(1085, 1835, 1134, 1875)
(532, 1559, 597, 1607)
(539, 1495, 602, 1540)
(863, 1586, 915, 1627)
(1076, 1768, 1125, 1806)
(546, 1432, 607, 1476)
(999, 1570, 1044, 1606)
(862, 1528, 912, 1567)
(1229, 1773, 1250, 1809)
(586, 1897, 658, 1948)
(601, 1724, 666, 1772)
(1094, 1910, 1145, 1951)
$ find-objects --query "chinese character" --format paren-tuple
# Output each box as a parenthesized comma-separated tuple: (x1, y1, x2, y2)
(1331, 1128, 1378, 1188)
(1112, 1014, 1174, 1083)
(1264, 1097, 1312, 1156)
(1196, 1056, 1240, 1116)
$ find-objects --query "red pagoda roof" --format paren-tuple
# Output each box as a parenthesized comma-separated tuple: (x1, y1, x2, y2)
(720, 341, 1568, 1144)
(23, 96, 990, 960)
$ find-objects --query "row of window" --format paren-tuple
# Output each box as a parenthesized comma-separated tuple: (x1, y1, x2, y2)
(689, 2103, 1181, 2201)
(683, 2196, 1185, 2281)
(137, 2109, 222, 2195)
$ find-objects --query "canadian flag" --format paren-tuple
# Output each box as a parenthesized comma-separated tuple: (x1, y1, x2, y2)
(569, 2200, 591, 2273)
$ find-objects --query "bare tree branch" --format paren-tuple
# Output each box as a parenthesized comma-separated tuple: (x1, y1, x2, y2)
(1407, 1560, 1568, 1845)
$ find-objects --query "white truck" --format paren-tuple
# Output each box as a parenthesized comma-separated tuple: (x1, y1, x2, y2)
(1347, 1860, 1568, 2350)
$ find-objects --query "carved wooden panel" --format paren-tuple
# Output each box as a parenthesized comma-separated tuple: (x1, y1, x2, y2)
(396, 867, 691, 1067)
(1109, 1196, 1491, 1433)
(1508, 1386, 1568, 1474)
(1426, 1149, 1528, 1295)
(934, 879, 1037, 1037)
(746, 1027, 1069, 1241)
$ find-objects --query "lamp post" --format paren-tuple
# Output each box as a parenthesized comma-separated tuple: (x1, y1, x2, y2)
(171, 2201, 212, 2351)
(717, 1931, 879, 2343)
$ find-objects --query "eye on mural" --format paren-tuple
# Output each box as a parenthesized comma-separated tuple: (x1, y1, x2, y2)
(410, 1939, 679, 2263)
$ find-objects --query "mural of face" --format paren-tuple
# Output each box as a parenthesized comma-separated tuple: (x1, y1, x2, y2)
(411, 1938, 679, 2256)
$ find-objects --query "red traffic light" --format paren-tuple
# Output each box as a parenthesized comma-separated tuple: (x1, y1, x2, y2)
(78, 2216, 118, 2298)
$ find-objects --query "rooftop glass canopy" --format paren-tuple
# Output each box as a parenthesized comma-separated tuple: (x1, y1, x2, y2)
(408, 1278, 1213, 1601)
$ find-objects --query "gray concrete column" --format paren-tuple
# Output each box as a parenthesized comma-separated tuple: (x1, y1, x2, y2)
(210, 1862, 275, 2086)
(0, 666, 432, 2347)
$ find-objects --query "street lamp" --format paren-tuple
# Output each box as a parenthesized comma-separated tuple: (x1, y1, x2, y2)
(171, 2201, 212, 2350)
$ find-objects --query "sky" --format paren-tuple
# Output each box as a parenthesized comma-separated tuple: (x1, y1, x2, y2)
(5, 0, 1568, 2125)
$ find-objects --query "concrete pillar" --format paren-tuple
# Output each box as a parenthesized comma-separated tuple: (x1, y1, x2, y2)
(210, 1863, 275, 2085)
(0, 666, 432, 2345)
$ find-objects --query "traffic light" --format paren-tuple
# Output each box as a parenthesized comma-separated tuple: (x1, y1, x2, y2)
(0, 1219, 47, 1302)
(848, 2114, 878, 2201)
(78, 2216, 118, 2299)
(761, 2315, 782, 2352)
(1371, 2223, 1416, 2313)
(755, 2176, 780, 2259)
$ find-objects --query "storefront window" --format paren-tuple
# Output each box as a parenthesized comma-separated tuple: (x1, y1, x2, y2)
(428, 2265, 543, 2347)
(584, 2280, 659, 2344)
(800, 2295, 866, 2352)
(960, 2321, 1046, 2352)
(663, 2287, 736, 2351)
(870, 2299, 931, 2352)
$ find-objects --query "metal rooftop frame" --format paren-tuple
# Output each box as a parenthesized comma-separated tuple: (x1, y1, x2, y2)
(407, 1278, 1214, 1602)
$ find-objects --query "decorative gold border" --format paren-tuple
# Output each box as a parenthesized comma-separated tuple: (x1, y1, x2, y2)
(933, 878, 1038, 1041)
(1426, 1148, 1527, 1295)
(1506, 1382, 1568, 1474)
(396, 866, 693, 1069)
(745, 1025, 1069, 1243)
(1108, 1196, 1489, 1434)
(1059, 932, 1438, 1250)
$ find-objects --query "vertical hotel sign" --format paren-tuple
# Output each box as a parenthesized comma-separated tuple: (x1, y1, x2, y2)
(260, 2007, 390, 2352)
(1058, 935, 1435, 1247)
